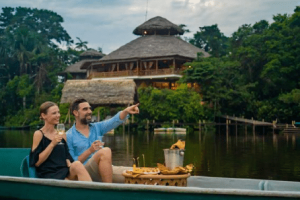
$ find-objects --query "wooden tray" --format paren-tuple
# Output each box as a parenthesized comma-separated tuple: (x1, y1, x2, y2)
(122, 172, 190, 187)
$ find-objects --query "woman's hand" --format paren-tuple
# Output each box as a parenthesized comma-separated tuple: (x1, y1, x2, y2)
(66, 159, 72, 167)
(50, 134, 63, 146)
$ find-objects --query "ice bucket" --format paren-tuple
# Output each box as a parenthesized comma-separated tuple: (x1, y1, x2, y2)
(163, 149, 185, 170)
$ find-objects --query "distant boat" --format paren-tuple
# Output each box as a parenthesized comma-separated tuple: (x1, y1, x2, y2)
(106, 129, 114, 135)
(154, 128, 186, 134)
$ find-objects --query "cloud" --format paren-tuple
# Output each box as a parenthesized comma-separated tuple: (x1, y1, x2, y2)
(0, 0, 299, 53)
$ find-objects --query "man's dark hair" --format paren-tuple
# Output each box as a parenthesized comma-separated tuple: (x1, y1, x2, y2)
(70, 98, 88, 116)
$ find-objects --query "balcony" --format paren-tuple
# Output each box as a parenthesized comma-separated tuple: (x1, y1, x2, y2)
(88, 68, 184, 79)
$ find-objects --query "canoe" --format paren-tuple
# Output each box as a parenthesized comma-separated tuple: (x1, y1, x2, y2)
(1, 148, 300, 200)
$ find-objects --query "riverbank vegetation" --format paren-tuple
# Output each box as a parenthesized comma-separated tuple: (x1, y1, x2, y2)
(1, 6, 300, 126)
(183, 6, 300, 122)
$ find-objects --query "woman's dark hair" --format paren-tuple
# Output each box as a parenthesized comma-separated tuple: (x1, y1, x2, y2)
(40, 101, 57, 120)
(70, 98, 88, 116)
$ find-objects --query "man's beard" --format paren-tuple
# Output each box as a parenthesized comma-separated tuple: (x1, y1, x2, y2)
(80, 114, 92, 124)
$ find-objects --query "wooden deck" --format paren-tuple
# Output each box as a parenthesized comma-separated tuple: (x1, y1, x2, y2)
(88, 68, 182, 79)
(222, 116, 273, 126)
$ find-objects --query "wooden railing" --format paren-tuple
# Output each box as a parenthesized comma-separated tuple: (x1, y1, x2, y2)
(88, 68, 183, 79)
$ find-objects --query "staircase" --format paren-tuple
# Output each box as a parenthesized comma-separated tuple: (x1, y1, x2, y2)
(282, 124, 300, 133)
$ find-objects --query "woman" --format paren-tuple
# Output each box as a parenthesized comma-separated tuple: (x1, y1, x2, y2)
(30, 101, 92, 181)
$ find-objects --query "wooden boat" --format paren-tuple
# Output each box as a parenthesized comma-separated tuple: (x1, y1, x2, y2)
(1, 148, 300, 200)
(154, 128, 186, 133)
(106, 129, 115, 135)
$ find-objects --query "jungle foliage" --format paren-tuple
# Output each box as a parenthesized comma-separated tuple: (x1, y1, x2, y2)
(1, 6, 300, 126)
(182, 7, 300, 122)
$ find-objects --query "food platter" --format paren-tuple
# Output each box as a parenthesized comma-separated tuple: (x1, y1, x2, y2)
(126, 169, 160, 175)
(126, 167, 160, 175)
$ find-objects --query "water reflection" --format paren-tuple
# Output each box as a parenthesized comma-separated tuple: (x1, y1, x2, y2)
(1, 127, 300, 181)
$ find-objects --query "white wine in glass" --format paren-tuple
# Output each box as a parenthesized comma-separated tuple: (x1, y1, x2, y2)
(57, 123, 65, 145)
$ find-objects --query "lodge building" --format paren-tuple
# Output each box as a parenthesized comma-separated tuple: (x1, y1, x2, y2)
(64, 16, 209, 90)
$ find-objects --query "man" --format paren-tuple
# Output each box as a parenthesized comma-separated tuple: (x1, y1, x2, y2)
(66, 98, 139, 183)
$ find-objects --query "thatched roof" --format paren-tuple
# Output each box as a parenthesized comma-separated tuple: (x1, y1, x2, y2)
(80, 49, 104, 58)
(64, 50, 104, 73)
(133, 16, 184, 36)
(82, 35, 209, 67)
(60, 79, 136, 106)
(64, 59, 95, 73)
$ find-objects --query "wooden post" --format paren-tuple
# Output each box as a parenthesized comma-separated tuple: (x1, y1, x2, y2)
(199, 120, 201, 132)
(173, 58, 175, 73)
(146, 119, 149, 130)
(156, 60, 158, 73)
(91, 65, 94, 78)
(226, 116, 229, 133)
(226, 117, 229, 144)
(235, 117, 237, 135)
(252, 117, 255, 136)
(129, 63, 132, 76)
(117, 63, 119, 72)
(68, 110, 71, 124)
(64, 109, 70, 124)
(97, 109, 100, 122)
(245, 118, 247, 136)
(293, 134, 296, 148)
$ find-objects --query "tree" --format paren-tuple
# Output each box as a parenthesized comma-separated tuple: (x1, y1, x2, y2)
(75, 37, 88, 51)
(0, 7, 73, 125)
(189, 24, 229, 57)
(0, 7, 72, 44)
(184, 6, 300, 122)
(137, 85, 210, 123)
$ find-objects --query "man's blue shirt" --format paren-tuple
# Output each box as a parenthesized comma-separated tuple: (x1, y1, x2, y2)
(66, 111, 128, 164)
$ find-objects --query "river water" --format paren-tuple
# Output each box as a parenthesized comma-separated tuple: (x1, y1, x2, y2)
(1, 126, 300, 181)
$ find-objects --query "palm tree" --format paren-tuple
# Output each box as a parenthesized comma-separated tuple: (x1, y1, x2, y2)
(75, 37, 88, 51)
(10, 28, 34, 75)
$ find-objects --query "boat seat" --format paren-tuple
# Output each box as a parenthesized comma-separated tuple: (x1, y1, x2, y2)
(264, 180, 300, 192)
(20, 155, 37, 178)
(187, 176, 265, 190)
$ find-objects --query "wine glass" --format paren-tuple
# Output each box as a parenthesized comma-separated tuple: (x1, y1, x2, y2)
(97, 136, 105, 148)
(57, 123, 65, 145)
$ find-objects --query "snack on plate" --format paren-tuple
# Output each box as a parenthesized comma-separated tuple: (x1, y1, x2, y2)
(157, 163, 194, 175)
(170, 139, 185, 150)
(126, 167, 160, 175)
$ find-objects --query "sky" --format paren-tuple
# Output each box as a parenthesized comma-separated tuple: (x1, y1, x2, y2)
(0, 0, 300, 54)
